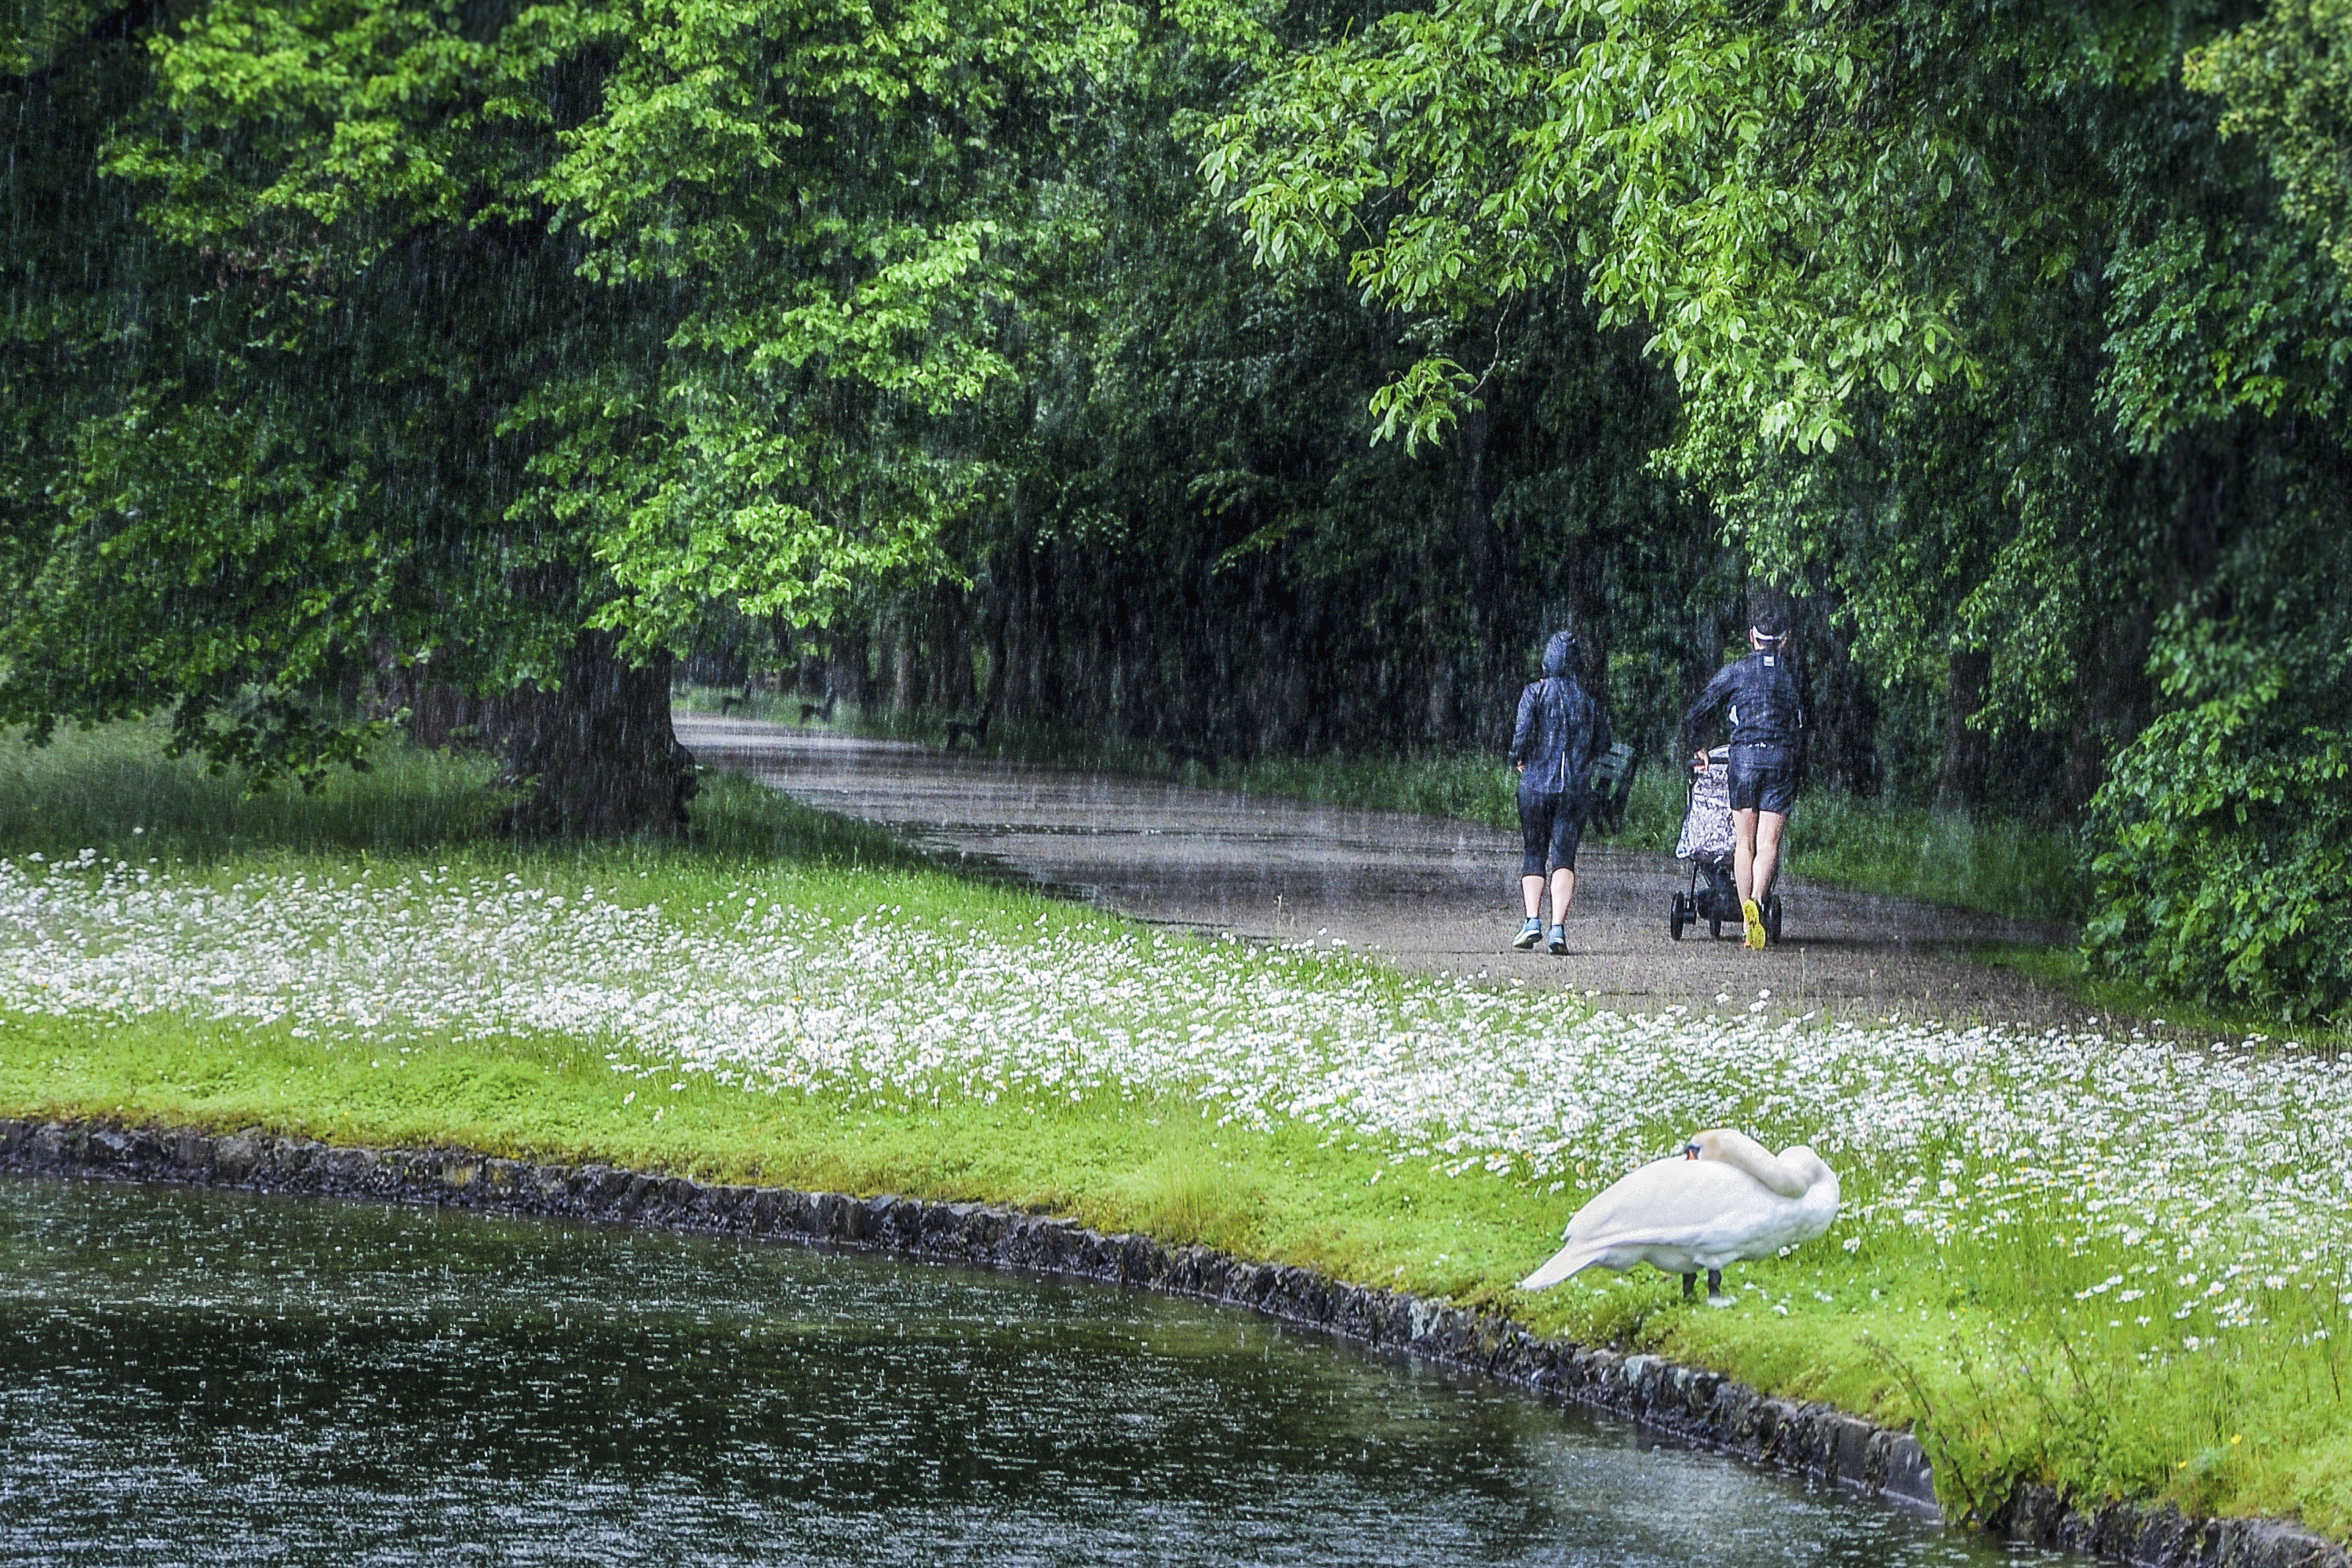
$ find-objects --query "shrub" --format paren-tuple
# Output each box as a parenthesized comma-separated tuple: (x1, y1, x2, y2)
(2084, 621, 2352, 1020)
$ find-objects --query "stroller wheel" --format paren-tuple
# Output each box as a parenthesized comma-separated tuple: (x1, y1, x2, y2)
(1765, 896, 1783, 944)
(1669, 896, 1687, 941)
(1708, 919, 1721, 940)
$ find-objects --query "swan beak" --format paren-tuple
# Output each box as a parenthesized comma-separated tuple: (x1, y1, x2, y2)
(1683, 1143, 1701, 1160)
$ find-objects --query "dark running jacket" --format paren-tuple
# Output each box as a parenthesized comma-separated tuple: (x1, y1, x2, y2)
(1511, 632, 1611, 797)
(1681, 646, 1805, 768)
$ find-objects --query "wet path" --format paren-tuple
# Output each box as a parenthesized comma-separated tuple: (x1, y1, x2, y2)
(679, 715, 2080, 1020)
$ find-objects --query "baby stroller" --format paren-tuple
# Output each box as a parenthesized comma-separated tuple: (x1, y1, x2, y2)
(1669, 748, 1782, 942)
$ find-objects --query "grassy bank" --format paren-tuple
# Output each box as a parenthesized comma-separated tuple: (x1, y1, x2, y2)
(676, 686, 2087, 928)
(0, 718, 512, 858)
(1964, 944, 2350, 1053)
(2, 724, 2344, 1538)
(0, 718, 951, 874)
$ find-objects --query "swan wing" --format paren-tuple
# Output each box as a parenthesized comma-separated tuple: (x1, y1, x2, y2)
(1709, 1166, 1844, 1263)
(1520, 1158, 1735, 1291)
(1565, 1158, 1764, 1247)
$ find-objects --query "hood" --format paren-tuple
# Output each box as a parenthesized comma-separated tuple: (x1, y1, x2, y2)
(1542, 631, 1578, 678)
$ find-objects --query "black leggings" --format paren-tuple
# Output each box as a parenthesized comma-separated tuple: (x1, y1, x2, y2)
(1518, 789, 1585, 878)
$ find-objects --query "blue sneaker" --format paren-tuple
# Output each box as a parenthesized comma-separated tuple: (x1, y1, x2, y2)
(1512, 919, 1543, 950)
(1547, 924, 1568, 955)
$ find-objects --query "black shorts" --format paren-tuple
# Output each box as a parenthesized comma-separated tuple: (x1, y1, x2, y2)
(1518, 789, 1585, 877)
(1726, 758, 1798, 816)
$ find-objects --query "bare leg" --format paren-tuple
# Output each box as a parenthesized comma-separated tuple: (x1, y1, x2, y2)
(1549, 867, 1575, 922)
(1751, 811, 1789, 903)
(1732, 807, 1760, 902)
(1520, 874, 1546, 919)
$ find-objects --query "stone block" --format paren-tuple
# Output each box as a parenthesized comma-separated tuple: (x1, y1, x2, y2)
(213, 1136, 258, 1183)
(1824, 1414, 1875, 1485)
(1877, 1435, 1936, 1509)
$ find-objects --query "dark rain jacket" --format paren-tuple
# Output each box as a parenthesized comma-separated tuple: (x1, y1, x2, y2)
(1681, 646, 1805, 769)
(1511, 632, 1611, 798)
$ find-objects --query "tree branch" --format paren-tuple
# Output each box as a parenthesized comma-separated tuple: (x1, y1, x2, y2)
(0, 0, 164, 94)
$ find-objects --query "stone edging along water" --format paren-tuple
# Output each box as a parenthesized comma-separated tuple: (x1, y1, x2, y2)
(0, 1117, 2338, 1568)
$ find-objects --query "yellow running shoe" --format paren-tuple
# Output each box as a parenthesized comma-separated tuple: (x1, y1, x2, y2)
(1742, 898, 1767, 949)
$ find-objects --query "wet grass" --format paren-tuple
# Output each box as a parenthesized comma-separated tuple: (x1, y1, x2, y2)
(1965, 944, 2351, 1054)
(0, 719, 512, 860)
(4, 722, 2344, 1538)
(1782, 797, 2085, 928)
(0, 719, 956, 882)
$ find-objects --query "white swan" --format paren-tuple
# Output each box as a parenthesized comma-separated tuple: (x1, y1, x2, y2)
(1518, 1129, 1840, 1304)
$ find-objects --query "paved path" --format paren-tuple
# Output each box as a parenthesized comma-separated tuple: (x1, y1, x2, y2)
(679, 714, 2081, 1022)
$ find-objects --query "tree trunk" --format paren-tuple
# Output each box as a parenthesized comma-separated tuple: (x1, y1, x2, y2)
(1423, 661, 1456, 745)
(828, 625, 872, 708)
(926, 588, 974, 712)
(479, 631, 694, 838)
(1451, 402, 1513, 749)
(1935, 649, 1991, 813)
(1800, 591, 1879, 795)
(1564, 551, 1611, 716)
(2061, 605, 2154, 813)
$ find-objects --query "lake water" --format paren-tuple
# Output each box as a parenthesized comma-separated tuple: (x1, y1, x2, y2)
(0, 1177, 2048, 1566)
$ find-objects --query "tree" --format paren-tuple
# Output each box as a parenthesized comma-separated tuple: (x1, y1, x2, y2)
(3, 0, 1112, 828)
(2190, 0, 2352, 287)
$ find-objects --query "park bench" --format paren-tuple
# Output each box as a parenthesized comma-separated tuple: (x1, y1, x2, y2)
(944, 696, 997, 751)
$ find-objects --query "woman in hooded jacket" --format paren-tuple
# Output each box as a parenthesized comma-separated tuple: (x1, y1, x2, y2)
(1509, 631, 1611, 955)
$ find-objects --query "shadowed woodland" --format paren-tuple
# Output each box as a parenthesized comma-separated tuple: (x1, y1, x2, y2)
(3, 0, 2348, 1013)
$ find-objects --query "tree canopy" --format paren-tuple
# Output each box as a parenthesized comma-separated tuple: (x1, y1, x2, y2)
(5, 0, 1121, 808)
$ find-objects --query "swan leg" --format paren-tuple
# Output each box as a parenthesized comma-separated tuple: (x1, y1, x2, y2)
(1680, 1271, 1697, 1300)
(1705, 1268, 1736, 1308)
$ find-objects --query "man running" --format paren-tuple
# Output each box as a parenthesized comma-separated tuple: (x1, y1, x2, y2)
(1681, 607, 1804, 949)
(1509, 630, 1611, 955)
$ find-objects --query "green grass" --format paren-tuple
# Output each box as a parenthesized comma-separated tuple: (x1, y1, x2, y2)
(0, 719, 513, 860)
(1967, 944, 2351, 1054)
(5, 721, 2346, 1539)
(0, 717, 970, 882)
(677, 685, 2088, 927)
(1775, 795, 2086, 926)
